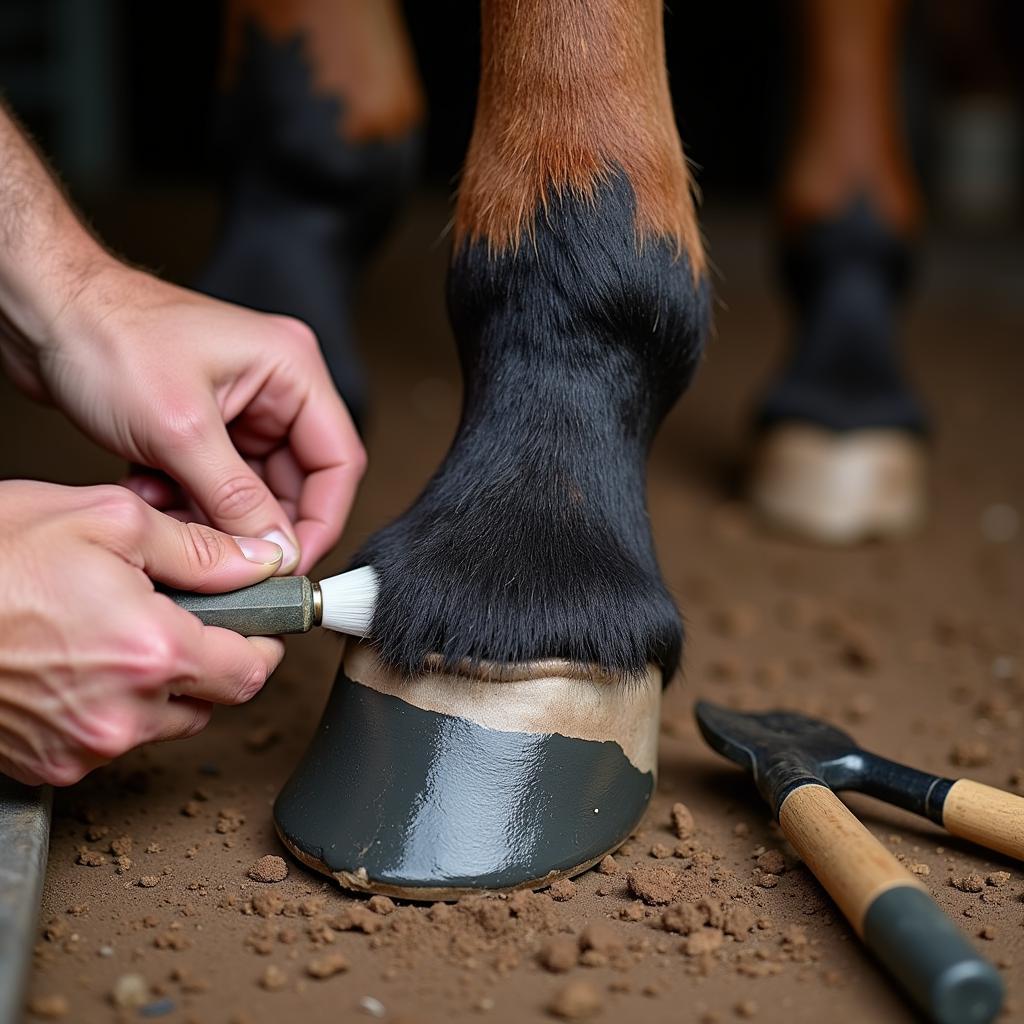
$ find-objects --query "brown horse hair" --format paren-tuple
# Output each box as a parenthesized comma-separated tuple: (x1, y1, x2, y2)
(220, 0, 424, 143)
(454, 0, 704, 276)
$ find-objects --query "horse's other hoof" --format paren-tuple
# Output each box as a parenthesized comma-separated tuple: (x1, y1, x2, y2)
(749, 423, 927, 545)
(274, 642, 660, 900)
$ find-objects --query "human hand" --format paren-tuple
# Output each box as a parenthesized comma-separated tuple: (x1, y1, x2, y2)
(0, 480, 288, 786)
(8, 259, 364, 576)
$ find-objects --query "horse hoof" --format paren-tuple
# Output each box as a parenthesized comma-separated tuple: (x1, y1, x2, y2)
(274, 641, 660, 900)
(749, 423, 927, 545)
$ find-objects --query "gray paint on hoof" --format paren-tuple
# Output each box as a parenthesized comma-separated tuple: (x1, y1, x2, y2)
(274, 668, 653, 896)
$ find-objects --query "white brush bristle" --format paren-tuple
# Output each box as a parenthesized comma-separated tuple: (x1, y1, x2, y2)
(319, 566, 379, 637)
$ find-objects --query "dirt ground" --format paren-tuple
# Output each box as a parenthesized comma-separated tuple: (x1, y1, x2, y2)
(8, 194, 1023, 1023)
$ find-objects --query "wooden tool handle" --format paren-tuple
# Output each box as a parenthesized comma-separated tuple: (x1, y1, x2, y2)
(779, 783, 921, 932)
(780, 785, 1002, 1024)
(943, 779, 1024, 861)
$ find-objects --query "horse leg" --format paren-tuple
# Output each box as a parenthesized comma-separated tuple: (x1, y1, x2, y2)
(751, 0, 927, 544)
(197, 0, 424, 426)
(275, 0, 710, 897)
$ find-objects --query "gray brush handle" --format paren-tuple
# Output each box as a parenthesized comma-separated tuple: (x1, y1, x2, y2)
(864, 886, 1003, 1024)
(164, 576, 318, 636)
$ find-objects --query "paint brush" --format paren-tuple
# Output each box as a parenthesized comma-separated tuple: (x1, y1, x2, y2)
(165, 565, 379, 637)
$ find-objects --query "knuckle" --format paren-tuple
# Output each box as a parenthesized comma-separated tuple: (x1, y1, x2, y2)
(230, 665, 268, 705)
(88, 486, 147, 539)
(348, 441, 369, 480)
(206, 474, 268, 523)
(275, 315, 318, 351)
(126, 630, 180, 686)
(180, 522, 228, 572)
(162, 405, 209, 453)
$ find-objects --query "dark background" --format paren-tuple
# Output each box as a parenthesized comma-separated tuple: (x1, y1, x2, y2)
(2, 1, 1022, 216)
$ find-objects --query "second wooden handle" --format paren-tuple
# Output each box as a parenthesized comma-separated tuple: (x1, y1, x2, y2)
(779, 783, 920, 932)
(943, 779, 1024, 861)
(780, 784, 1003, 1024)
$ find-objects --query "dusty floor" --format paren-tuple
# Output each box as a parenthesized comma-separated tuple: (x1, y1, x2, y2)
(6, 194, 1023, 1023)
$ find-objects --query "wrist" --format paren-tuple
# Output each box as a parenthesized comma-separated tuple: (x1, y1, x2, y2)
(0, 225, 117, 357)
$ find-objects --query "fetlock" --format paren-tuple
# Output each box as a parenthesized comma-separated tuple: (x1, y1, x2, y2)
(354, 170, 710, 680)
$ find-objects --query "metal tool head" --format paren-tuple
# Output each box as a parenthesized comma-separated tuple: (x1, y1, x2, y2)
(695, 700, 868, 816)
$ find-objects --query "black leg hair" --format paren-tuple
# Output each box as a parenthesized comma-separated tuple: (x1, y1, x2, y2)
(354, 169, 710, 680)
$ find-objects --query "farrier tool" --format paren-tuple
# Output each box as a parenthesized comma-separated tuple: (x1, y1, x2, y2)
(695, 700, 1022, 1024)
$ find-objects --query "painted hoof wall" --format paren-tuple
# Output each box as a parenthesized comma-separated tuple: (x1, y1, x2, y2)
(274, 643, 660, 899)
(750, 423, 927, 545)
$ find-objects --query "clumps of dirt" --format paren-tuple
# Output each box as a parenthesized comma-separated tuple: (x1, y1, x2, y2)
(26, 994, 69, 1019)
(306, 952, 349, 979)
(328, 905, 386, 934)
(75, 849, 105, 867)
(596, 855, 619, 875)
(547, 980, 602, 1020)
(248, 855, 288, 883)
(950, 873, 985, 894)
(683, 928, 723, 957)
(671, 802, 695, 839)
(540, 937, 579, 974)
(661, 898, 757, 947)
(949, 740, 992, 768)
(259, 964, 288, 991)
(753, 849, 785, 876)
(216, 808, 246, 834)
(548, 878, 577, 901)
(627, 864, 685, 905)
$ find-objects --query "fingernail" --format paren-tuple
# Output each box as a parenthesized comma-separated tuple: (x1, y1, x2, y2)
(234, 536, 284, 565)
(261, 529, 300, 572)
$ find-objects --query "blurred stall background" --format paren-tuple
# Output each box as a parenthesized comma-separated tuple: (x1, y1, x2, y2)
(0, 0, 1021, 491)
(2, 1, 1022, 254)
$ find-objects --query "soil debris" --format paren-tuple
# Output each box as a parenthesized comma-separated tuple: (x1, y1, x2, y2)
(671, 802, 695, 839)
(26, 995, 69, 1019)
(754, 849, 785, 875)
(247, 855, 288, 883)
(950, 740, 992, 768)
(216, 808, 246, 834)
(683, 928, 724, 956)
(627, 865, 686, 906)
(109, 835, 133, 856)
(951, 874, 985, 894)
(662, 903, 705, 935)
(306, 952, 350, 979)
(547, 980, 602, 1020)
(540, 937, 579, 974)
(548, 878, 577, 902)
(259, 965, 288, 991)
(368, 895, 396, 915)
(579, 922, 622, 955)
